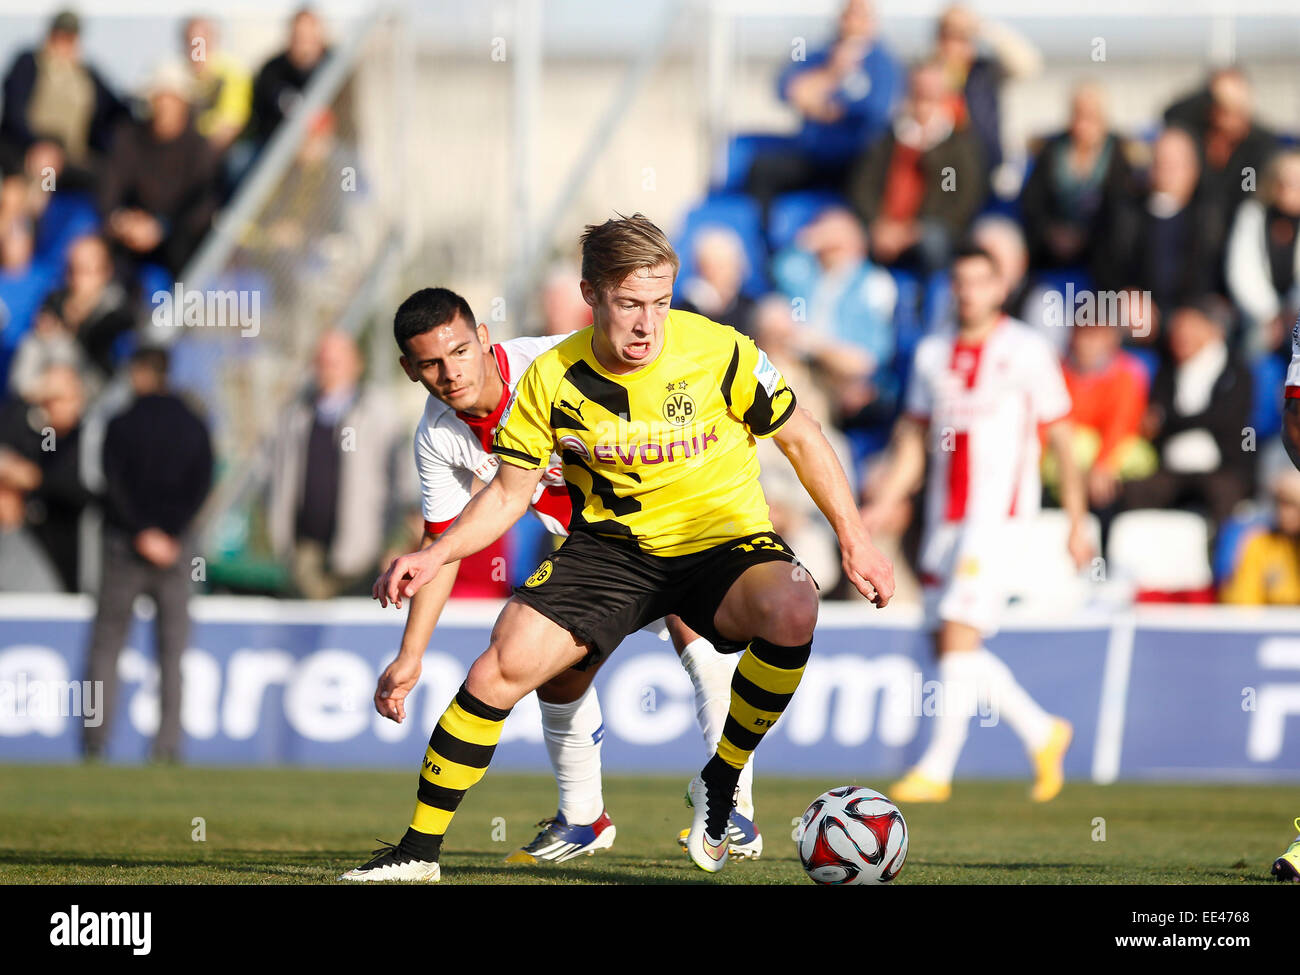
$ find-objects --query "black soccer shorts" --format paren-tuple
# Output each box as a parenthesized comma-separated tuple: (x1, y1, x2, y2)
(511, 528, 812, 669)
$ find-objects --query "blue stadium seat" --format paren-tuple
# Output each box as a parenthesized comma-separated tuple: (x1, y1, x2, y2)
(890, 268, 952, 404)
(1127, 345, 1160, 387)
(766, 189, 847, 252)
(714, 133, 794, 193)
(1213, 510, 1270, 584)
(673, 192, 770, 298)
(34, 191, 99, 261)
(1249, 354, 1286, 441)
(137, 263, 173, 306)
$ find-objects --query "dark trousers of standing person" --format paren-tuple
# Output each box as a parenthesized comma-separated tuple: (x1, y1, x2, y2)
(82, 526, 193, 762)
(1118, 469, 1252, 532)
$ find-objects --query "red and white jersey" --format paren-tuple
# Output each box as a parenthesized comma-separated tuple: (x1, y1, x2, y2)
(415, 334, 570, 536)
(905, 316, 1071, 532)
(1286, 315, 1300, 399)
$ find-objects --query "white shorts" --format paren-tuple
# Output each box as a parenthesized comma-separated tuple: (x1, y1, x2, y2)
(918, 521, 1010, 638)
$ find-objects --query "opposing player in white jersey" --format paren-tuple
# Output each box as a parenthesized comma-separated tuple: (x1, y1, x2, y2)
(1284, 315, 1300, 471)
(373, 287, 761, 863)
(865, 245, 1093, 802)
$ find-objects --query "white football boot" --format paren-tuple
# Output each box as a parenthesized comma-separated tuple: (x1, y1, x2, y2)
(339, 841, 441, 882)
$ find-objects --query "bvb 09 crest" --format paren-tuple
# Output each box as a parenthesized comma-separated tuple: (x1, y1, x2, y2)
(662, 390, 696, 426)
(524, 560, 553, 587)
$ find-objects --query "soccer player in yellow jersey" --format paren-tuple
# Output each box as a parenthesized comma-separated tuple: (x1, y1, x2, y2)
(341, 214, 895, 880)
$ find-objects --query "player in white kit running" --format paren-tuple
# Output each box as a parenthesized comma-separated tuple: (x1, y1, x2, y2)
(372, 288, 761, 862)
(865, 245, 1094, 802)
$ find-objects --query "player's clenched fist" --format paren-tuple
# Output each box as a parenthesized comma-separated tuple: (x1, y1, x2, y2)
(374, 654, 421, 723)
(843, 536, 895, 608)
(373, 548, 443, 608)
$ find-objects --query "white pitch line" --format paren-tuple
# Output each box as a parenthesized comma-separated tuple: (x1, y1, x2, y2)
(1092, 610, 1136, 784)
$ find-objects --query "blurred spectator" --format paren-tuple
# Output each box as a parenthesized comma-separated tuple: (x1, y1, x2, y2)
(538, 264, 591, 336)
(751, 294, 831, 424)
(267, 329, 406, 599)
(1225, 148, 1300, 357)
(1114, 284, 1163, 355)
(1220, 466, 1300, 605)
(84, 346, 212, 762)
(1100, 127, 1224, 323)
(932, 4, 1042, 178)
(246, 7, 331, 148)
(1047, 320, 1155, 513)
(1020, 83, 1136, 274)
(771, 207, 897, 426)
(0, 362, 91, 590)
(970, 214, 1046, 332)
(9, 234, 132, 400)
(0, 447, 61, 591)
(745, 0, 903, 227)
(0, 172, 62, 381)
(1164, 68, 1278, 232)
(0, 10, 126, 189)
(847, 60, 984, 274)
(751, 295, 849, 591)
(183, 16, 252, 155)
(99, 61, 219, 279)
(1119, 298, 1253, 528)
(21, 138, 100, 260)
(674, 227, 756, 337)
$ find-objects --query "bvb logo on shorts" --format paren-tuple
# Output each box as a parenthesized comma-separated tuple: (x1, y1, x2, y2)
(524, 560, 553, 588)
(662, 391, 696, 426)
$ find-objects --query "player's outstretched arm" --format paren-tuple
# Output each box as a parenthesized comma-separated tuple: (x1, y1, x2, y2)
(374, 526, 463, 723)
(375, 462, 543, 608)
(772, 406, 895, 607)
(1044, 418, 1095, 569)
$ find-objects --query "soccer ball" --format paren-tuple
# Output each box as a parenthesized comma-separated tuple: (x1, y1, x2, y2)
(796, 786, 908, 885)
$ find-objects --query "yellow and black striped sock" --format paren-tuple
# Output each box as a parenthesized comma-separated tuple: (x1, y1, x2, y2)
(398, 683, 511, 862)
(703, 638, 811, 822)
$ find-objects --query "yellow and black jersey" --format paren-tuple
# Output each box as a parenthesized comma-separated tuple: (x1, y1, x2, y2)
(493, 309, 798, 556)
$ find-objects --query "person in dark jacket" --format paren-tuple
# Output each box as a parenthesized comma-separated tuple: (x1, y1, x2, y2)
(1097, 126, 1226, 323)
(932, 4, 1042, 178)
(0, 362, 90, 590)
(1020, 83, 1137, 275)
(99, 62, 218, 280)
(8, 234, 134, 401)
(1164, 68, 1278, 235)
(743, 0, 904, 232)
(847, 60, 984, 273)
(0, 10, 126, 189)
(83, 345, 213, 763)
(246, 7, 331, 147)
(1119, 298, 1253, 531)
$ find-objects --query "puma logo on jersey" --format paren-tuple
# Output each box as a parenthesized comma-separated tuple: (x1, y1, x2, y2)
(559, 398, 586, 419)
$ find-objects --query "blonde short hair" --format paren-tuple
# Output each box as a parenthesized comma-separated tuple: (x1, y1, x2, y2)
(579, 213, 679, 297)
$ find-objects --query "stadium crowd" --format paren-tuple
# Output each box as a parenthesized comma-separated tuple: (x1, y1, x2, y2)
(0, 2, 1297, 610)
(659, 0, 1300, 606)
(0, 7, 335, 590)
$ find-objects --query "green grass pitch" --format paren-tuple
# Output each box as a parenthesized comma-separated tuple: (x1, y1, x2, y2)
(0, 764, 1294, 884)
